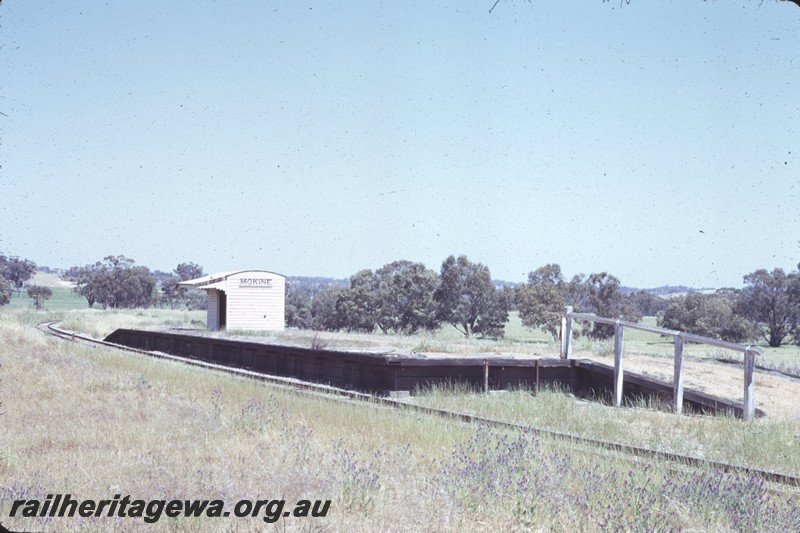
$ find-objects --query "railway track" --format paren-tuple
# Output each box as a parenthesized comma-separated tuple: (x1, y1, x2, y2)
(37, 320, 800, 489)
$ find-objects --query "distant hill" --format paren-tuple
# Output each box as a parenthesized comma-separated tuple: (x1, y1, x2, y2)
(498, 282, 712, 297)
(36, 265, 63, 275)
(493, 279, 519, 288)
(286, 276, 349, 293)
(620, 285, 716, 297)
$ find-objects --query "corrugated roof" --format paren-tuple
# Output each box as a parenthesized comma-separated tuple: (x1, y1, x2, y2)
(177, 270, 285, 289)
(177, 272, 236, 288)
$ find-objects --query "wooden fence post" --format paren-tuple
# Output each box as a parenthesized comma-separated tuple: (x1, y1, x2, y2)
(483, 359, 489, 394)
(673, 335, 685, 414)
(743, 348, 755, 421)
(613, 320, 624, 408)
(561, 306, 573, 359)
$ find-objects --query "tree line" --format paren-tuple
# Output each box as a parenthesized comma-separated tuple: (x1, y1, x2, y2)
(286, 256, 511, 337)
(0, 252, 209, 311)
(514, 263, 800, 346)
(289, 258, 800, 347)
(61, 256, 208, 311)
(0, 254, 37, 305)
(287, 256, 642, 341)
(658, 267, 800, 347)
(4, 249, 799, 347)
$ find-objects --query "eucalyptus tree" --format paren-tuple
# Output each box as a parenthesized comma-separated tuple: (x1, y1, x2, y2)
(0, 273, 10, 306)
(2, 257, 36, 294)
(516, 263, 569, 341)
(161, 262, 207, 310)
(434, 255, 508, 338)
(737, 267, 800, 347)
(63, 256, 156, 309)
(27, 285, 53, 310)
(335, 260, 441, 334)
(658, 291, 755, 343)
(582, 272, 642, 339)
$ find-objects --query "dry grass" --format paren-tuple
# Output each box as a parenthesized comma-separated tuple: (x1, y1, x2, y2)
(415, 384, 800, 474)
(58, 308, 207, 339)
(601, 353, 799, 419)
(1, 312, 472, 531)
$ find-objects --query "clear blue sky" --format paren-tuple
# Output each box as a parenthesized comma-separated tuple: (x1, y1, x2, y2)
(1, 1, 798, 288)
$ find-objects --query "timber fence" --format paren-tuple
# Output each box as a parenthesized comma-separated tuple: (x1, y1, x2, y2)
(560, 306, 761, 420)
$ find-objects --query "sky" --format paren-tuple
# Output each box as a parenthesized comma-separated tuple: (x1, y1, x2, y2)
(1, 1, 798, 289)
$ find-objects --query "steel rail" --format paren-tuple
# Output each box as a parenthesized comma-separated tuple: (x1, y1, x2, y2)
(36, 321, 800, 488)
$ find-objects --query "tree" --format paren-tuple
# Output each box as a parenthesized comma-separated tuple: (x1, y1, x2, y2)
(0, 254, 37, 302)
(161, 276, 182, 309)
(516, 264, 569, 341)
(175, 262, 204, 282)
(1, 257, 36, 294)
(113, 262, 156, 308)
(582, 272, 641, 339)
(628, 290, 671, 317)
(335, 269, 380, 333)
(63, 256, 156, 309)
(285, 283, 313, 329)
(63, 264, 108, 308)
(790, 272, 800, 345)
(285, 277, 348, 330)
(0, 273, 10, 306)
(434, 255, 509, 338)
(372, 260, 440, 334)
(27, 285, 52, 310)
(657, 291, 755, 343)
(311, 286, 346, 331)
(161, 262, 207, 310)
(737, 268, 800, 347)
(516, 265, 648, 340)
(334, 261, 442, 334)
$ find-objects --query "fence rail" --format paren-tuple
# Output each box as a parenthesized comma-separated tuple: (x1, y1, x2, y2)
(560, 306, 761, 420)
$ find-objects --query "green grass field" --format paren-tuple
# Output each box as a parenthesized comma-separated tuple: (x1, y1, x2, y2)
(6, 283, 85, 312)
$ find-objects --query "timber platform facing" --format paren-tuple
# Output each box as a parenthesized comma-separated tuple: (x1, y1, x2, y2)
(104, 328, 762, 418)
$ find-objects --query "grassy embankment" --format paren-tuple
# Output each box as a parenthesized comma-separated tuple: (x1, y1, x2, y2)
(1, 275, 799, 530)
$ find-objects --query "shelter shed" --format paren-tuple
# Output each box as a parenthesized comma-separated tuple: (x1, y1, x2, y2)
(179, 270, 285, 331)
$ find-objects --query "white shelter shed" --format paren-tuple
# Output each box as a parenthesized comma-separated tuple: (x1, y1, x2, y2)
(179, 270, 286, 331)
